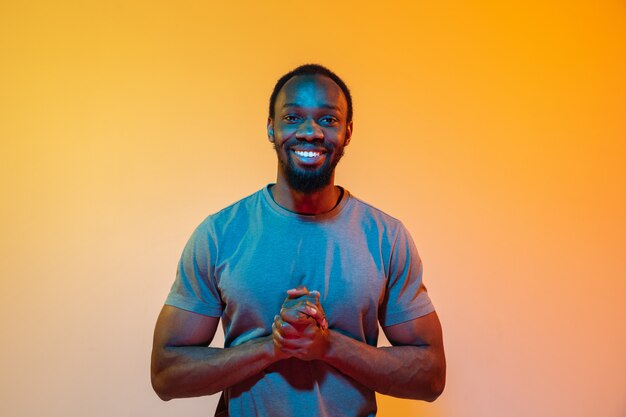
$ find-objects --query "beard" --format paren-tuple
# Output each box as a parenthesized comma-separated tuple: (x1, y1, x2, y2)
(274, 140, 346, 194)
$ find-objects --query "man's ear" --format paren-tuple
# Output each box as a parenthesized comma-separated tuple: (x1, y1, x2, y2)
(267, 118, 275, 143)
(345, 121, 353, 146)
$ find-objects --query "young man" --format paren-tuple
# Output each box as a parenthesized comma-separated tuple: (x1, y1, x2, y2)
(151, 64, 446, 416)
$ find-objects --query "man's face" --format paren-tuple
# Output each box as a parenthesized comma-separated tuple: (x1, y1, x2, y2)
(268, 74, 353, 193)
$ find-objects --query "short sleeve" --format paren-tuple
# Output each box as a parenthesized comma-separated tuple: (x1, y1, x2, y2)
(379, 224, 434, 327)
(165, 220, 223, 317)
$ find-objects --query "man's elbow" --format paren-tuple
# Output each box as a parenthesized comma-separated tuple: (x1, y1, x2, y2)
(151, 370, 175, 401)
(151, 367, 222, 400)
(424, 367, 446, 402)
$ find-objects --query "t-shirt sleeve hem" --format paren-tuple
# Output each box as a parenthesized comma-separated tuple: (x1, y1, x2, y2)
(381, 295, 435, 327)
(164, 293, 223, 318)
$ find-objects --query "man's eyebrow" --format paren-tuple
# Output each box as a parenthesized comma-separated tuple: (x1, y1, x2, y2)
(281, 103, 343, 112)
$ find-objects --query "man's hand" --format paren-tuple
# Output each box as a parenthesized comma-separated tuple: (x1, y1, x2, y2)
(272, 286, 330, 361)
(283, 286, 328, 330)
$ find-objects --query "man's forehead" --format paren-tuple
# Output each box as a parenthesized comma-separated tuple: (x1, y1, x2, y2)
(276, 74, 347, 110)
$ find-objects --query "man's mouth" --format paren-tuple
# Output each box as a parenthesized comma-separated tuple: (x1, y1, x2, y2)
(291, 148, 327, 164)
(294, 150, 323, 158)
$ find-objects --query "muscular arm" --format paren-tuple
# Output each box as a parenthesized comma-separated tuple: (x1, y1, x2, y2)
(273, 290, 446, 401)
(324, 312, 446, 401)
(151, 305, 284, 401)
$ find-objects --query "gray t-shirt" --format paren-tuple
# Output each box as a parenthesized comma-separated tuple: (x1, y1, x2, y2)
(166, 185, 434, 417)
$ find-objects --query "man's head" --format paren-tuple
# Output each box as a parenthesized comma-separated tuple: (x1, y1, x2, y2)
(269, 64, 353, 124)
(267, 64, 353, 194)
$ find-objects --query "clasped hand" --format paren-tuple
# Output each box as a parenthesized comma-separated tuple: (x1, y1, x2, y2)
(272, 286, 329, 361)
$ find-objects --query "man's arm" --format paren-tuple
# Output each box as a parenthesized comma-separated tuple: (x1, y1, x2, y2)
(324, 312, 446, 401)
(273, 292, 446, 401)
(151, 305, 286, 401)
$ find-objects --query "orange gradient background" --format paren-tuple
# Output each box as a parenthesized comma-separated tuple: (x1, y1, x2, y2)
(1, 1, 625, 416)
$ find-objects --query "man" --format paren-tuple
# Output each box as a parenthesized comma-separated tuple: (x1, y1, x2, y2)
(151, 64, 446, 416)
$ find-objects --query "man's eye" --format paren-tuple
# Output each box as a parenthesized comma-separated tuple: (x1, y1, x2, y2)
(283, 115, 300, 122)
(320, 116, 338, 125)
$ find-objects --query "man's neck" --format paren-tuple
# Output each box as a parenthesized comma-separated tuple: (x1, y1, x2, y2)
(270, 180, 343, 215)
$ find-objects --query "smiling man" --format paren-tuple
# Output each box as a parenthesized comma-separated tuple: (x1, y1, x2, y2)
(270, 70, 350, 198)
(151, 64, 446, 416)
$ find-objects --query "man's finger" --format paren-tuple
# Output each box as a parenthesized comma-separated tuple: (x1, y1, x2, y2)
(274, 315, 302, 337)
(287, 300, 327, 329)
(280, 307, 316, 328)
(272, 319, 296, 344)
(301, 301, 327, 330)
(273, 324, 305, 350)
(281, 295, 327, 330)
(286, 286, 310, 298)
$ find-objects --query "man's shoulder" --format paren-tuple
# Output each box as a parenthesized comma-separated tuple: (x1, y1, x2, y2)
(213, 187, 265, 217)
(347, 192, 404, 226)
(344, 192, 409, 239)
(195, 187, 266, 232)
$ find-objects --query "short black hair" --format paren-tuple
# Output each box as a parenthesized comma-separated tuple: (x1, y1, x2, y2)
(269, 64, 353, 123)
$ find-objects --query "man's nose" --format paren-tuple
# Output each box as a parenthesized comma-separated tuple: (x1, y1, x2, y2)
(296, 118, 324, 141)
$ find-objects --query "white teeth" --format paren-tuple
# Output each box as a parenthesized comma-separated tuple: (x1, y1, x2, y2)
(294, 150, 321, 158)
